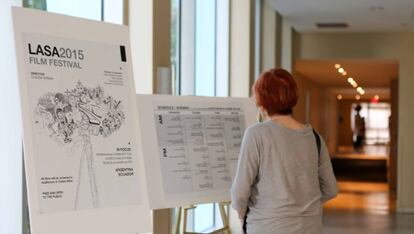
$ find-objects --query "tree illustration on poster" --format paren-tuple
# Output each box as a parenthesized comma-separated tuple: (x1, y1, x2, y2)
(34, 81, 125, 209)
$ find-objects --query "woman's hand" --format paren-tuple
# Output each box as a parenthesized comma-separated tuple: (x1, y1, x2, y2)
(238, 208, 246, 221)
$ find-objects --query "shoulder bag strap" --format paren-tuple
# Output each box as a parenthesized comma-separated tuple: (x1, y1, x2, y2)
(312, 128, 321, 157)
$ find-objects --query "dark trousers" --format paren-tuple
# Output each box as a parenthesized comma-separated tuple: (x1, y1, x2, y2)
(354, 135, 363, 149)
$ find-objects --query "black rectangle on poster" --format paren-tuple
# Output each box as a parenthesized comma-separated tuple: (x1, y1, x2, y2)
(120, 45, 126, 62)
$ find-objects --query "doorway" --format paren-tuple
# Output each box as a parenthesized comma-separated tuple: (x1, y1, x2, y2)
(334, 101, 390, 182)
(294, 59, 399, 214)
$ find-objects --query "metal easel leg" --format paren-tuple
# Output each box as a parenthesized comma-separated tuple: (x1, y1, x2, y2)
(173, 205, 197, 234)
(174, 207, 183, 234)
(219, 202, 231, 234)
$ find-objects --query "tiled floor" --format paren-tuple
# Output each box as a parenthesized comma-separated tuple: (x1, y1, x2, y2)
(322, 181, 414, 233)
(324, 182, 393, 213)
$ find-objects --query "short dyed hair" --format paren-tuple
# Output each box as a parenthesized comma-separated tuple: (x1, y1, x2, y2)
(253, 68, 298, 116)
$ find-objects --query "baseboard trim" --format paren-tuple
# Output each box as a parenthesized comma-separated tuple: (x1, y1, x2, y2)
(397, 208, 414, 213)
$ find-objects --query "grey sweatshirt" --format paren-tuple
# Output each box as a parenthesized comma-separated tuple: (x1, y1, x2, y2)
(231, 120, 338, 234)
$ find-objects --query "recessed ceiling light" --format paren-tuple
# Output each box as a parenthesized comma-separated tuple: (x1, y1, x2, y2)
(356, 95, 361, 100)
(342, 71, 347, 76)
(338, 68, 344, 73)
(370, 6, 384, 11)
(337, 94, 342, 100)
(352, 83, 358, 88)
(374, 95, 380, 100)
(335, 64, 341, 69)
(357, 87, 363, 92)
(347, 77, 354, 83)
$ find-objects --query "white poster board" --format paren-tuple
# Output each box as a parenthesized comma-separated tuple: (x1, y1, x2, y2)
(12, 7, 151, 234)
(136, 94, 257, 209)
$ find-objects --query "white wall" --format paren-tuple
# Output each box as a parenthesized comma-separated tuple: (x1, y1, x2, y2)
(299, 32, 414, 212)
(230, 0, 253, 97)
(130, 1, 174, 233)
(260, 0, 276, 72)
(228, 0, 253, 231)
(0, 1, 23, 234)
(129, 0, 153, 94)
(281, 19, 293, 72)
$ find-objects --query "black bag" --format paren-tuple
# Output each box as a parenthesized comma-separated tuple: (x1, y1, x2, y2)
(242, 207, 249, 234)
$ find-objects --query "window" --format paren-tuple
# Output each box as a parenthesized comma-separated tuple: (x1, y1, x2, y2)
(177, 0, 229, 97)
(171, 0, 230, 232)
(351, 103, 391, 145)
(23, 0, 124, 24)
(194, 0, 216, 96)
(171, 0, 180, 95)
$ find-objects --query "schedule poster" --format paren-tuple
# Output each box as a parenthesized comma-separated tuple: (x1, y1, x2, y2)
(136, 94, 257, 209)
(12, 7, 150, 234)
(155, 106, 245, 194)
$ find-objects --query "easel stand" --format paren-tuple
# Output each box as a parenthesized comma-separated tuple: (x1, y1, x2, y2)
(174, 202, 231, 234)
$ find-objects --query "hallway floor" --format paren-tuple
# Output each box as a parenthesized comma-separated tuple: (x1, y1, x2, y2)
(322, 181, 414, 233)
(336, 145, 389, 160)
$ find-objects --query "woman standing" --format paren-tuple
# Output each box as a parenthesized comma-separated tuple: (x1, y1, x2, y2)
(231, 68, 337, 234)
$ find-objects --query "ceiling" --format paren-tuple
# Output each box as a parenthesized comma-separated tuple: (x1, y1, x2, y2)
(295, 59, 398, 88)
(268, 0, 414, 32)
(295, 59, 398, 99)
(328, 87, 390, 100)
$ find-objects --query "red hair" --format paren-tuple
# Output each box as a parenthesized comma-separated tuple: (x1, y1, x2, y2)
(253, 68, 298, 115)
